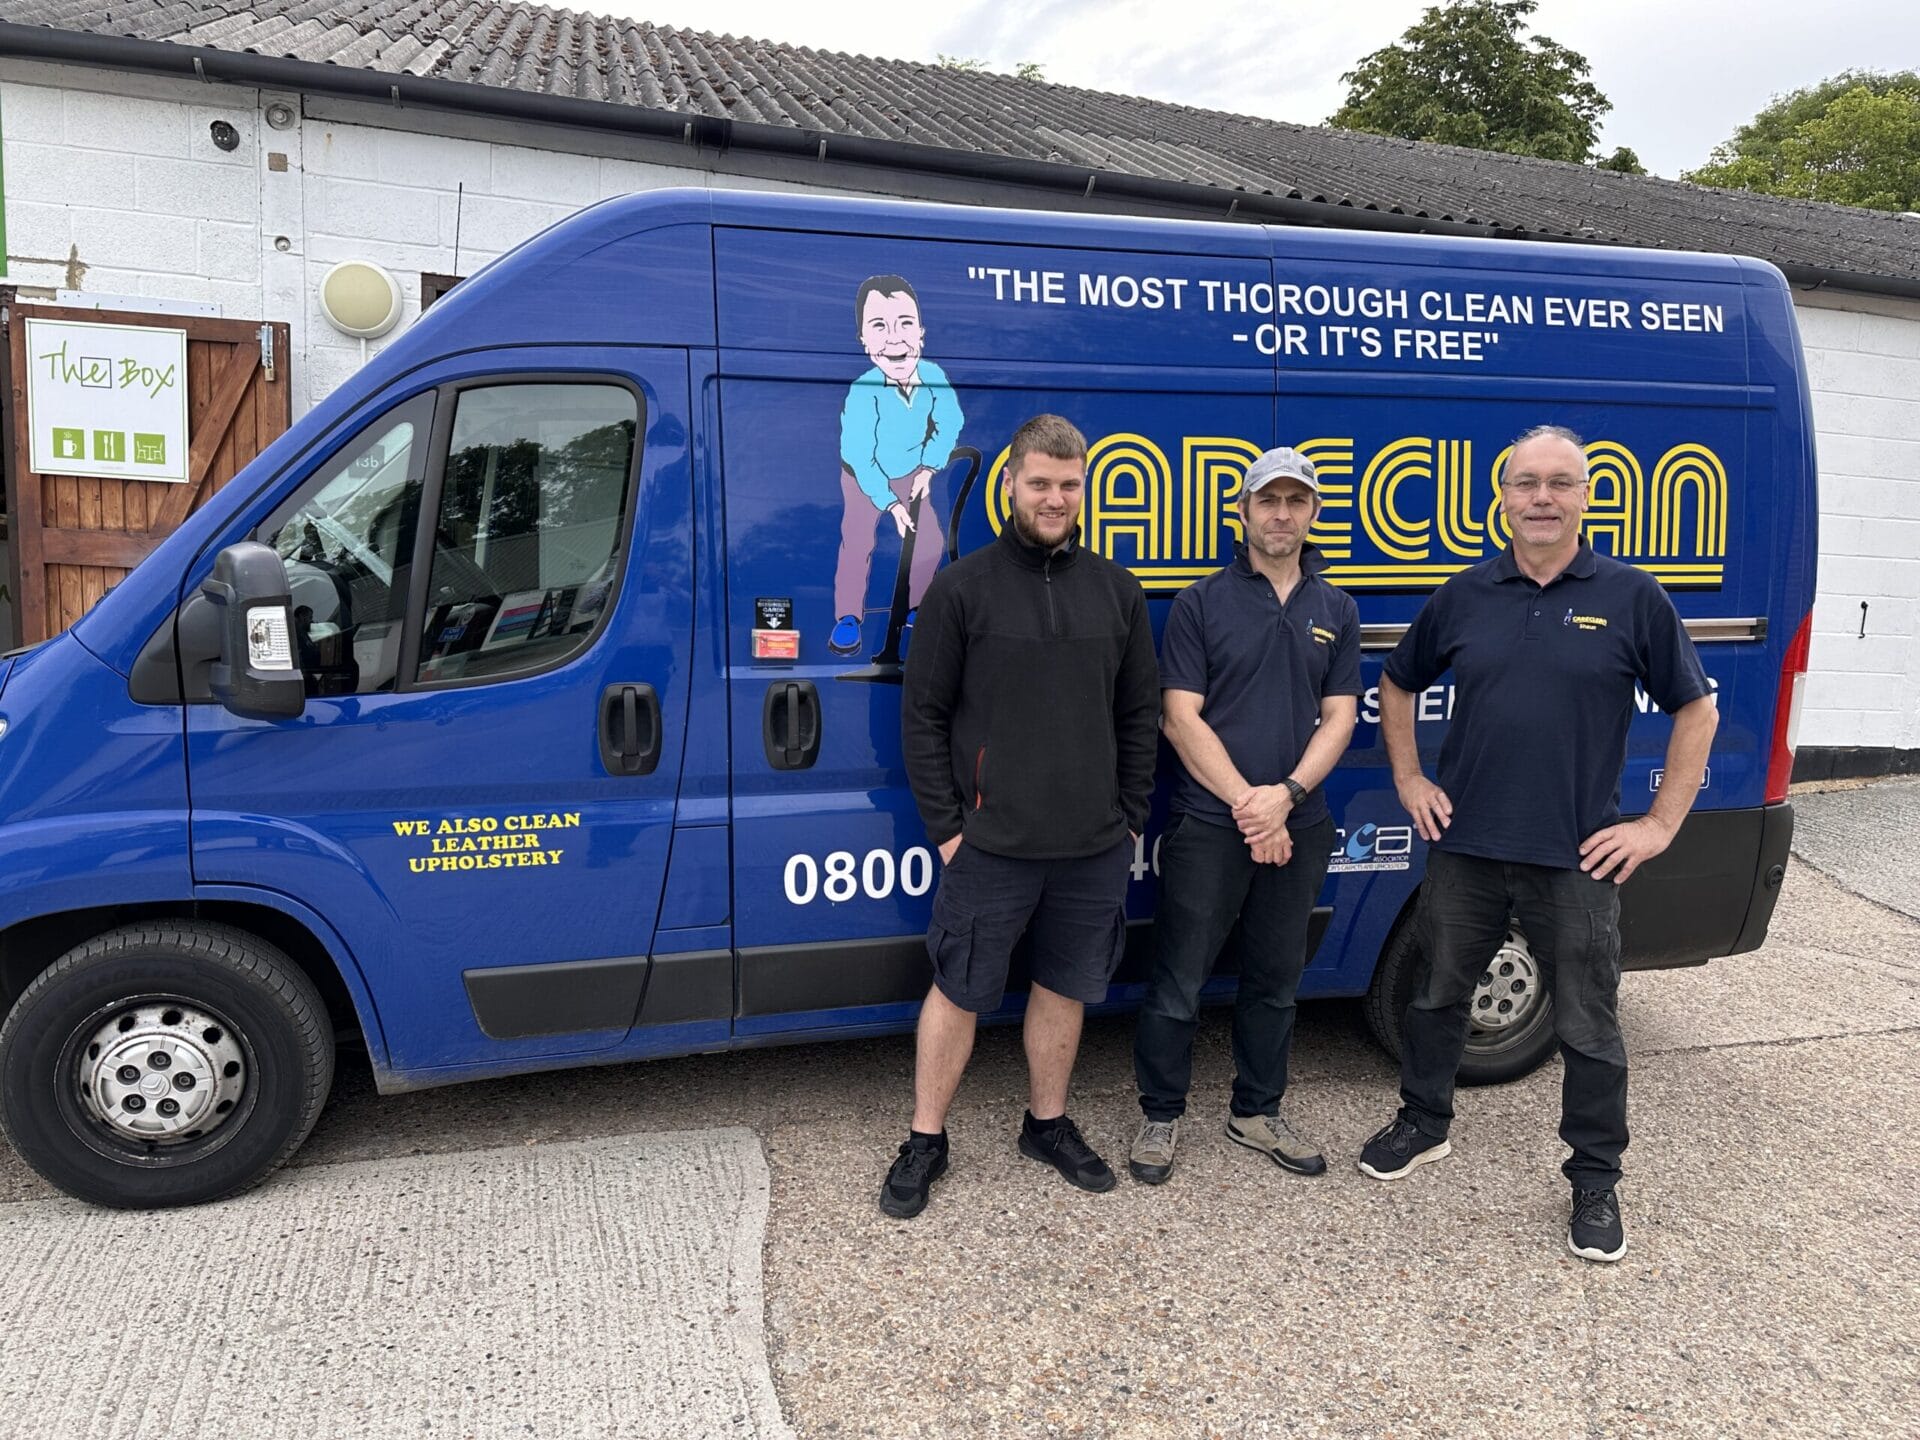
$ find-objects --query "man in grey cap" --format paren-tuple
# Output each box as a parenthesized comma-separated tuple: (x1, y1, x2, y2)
(1129, 446, 1361, 1184)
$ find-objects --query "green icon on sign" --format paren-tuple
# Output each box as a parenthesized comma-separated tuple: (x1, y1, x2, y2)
(52, 427, 85, 460)
(93, 430, 127, 463)
(133, 433, 167, 465)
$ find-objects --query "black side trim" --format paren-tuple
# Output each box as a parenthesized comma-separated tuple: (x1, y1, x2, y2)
(1793, 745, 1920, 782)
(464, 955, 648, 1039)
(737, 909, 1333, 1017)
(1618, 805, 1778, 969)
(740, 935, 928, 1016)
(637, 949, 734, 1026)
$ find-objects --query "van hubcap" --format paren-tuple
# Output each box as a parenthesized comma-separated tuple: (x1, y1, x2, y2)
(79, 1003, 248, 1143)
(1469, 931, 1540, 1035)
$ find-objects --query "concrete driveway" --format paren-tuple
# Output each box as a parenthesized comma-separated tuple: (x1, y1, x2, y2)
(2, 779, 1916, 1437)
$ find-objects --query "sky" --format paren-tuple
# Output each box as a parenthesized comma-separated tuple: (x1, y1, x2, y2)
(587, 0, 1920, 179)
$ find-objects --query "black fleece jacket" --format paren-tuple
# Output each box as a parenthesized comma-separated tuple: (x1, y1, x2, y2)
(902, 525, 1159, 859)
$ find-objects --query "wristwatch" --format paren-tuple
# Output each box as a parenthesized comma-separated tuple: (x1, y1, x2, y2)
(1282, 777, 1309, 806)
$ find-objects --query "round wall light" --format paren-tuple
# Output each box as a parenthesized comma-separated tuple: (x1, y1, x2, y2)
(318, 260, 404, 339)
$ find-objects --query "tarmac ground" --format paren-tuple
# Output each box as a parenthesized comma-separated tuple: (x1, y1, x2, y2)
(2, 779, 1916, 1438)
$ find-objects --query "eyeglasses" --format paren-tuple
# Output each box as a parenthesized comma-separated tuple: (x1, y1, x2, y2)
(1504, 477, 1586, 496)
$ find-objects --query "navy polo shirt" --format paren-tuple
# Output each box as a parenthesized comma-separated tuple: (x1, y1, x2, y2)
(1383, 541, 1711, 871)
(1159, 544, 1363, 831)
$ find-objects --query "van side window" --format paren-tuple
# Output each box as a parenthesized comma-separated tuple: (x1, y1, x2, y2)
(414, 384, 638, 686)
(255, 397, 432, 696)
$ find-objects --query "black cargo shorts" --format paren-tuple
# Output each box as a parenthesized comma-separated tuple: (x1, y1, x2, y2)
(924, 837, 1133, 1013)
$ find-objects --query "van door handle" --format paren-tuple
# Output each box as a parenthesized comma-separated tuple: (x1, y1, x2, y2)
(761, 680, 820, 771)
(599, 683, 661, 776)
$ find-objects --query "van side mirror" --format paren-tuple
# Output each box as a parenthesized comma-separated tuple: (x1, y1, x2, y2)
(201, 542, 306, 720)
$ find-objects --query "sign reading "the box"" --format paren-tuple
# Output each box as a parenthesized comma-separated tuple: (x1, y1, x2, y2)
(25, 318, 190, 482)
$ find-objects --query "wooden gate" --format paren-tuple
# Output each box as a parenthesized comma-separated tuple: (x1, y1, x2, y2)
(0, 299, 291, 646)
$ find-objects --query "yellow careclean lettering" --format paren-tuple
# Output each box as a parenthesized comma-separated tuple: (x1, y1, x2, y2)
(982, 432, 1731, 594)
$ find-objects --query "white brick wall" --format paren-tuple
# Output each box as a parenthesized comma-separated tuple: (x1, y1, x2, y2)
(1798, 293, 1920, 752)
(2, 60, 859, 417)
(4, 60, 1918, 754)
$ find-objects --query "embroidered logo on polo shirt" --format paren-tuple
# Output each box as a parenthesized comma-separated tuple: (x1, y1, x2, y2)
(1309, 622, 1337, 646)
(1563, 609, 1610, 631)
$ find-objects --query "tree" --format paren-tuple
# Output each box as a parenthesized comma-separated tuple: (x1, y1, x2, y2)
(1683, 71, 1920, 212)
(1329, 0, 1611, 165)
(1596, 146, 1645, 176)
(937, 55, 1046, 82)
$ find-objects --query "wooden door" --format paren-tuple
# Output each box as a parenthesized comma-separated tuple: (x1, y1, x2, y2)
(0, 298, 291, 645)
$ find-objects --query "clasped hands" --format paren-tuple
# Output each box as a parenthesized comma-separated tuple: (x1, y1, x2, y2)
(1231, 784, 1294, 866)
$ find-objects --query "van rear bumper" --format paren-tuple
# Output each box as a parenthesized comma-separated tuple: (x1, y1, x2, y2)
(1619, 802, 1794, 970)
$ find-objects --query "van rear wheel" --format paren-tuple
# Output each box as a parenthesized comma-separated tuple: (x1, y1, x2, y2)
(1363, 912, 1558, 1085)
(0, 923, 333, 1208)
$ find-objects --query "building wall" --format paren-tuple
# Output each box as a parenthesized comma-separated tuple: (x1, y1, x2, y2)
(3, 59, 1917, 755)
(0, 59, 863, 416)
(1796, 293, 1920, 753)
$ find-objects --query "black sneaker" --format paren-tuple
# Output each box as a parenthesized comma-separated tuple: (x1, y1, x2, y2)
(1018, 1113, 1117, 1193)
(879, 1135, 949, 1219)
(1568, 1187, 1627, 1262)
(1356, 1115, 1452, 1181)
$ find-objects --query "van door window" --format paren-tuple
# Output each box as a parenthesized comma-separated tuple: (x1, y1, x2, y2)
(255, 395, 432, 695)
(414, 383, 638, 686)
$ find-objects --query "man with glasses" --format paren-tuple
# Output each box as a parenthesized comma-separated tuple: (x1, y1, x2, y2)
(1358, 424, 1718, 1263)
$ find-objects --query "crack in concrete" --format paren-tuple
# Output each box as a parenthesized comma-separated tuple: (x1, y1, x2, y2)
(1632, 1022, 1920, 1060)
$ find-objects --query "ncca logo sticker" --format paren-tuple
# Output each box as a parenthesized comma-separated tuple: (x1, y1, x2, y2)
(1328, 822, 1415, 874)
(984, 433, 1729, 593)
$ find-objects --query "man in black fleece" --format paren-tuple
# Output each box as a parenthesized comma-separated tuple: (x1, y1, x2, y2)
(880, 414, 1160, 1219)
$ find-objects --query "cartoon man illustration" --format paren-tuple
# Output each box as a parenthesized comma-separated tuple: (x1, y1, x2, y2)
(832, 275, 965, 656)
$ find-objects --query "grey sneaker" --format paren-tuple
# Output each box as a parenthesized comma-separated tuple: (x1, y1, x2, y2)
(1128, 1119, 1178, 1185)
(1226, 1112, 1327, 1176)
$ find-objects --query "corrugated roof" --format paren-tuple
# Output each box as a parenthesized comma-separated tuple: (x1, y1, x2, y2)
(4, 0, 1918, 287)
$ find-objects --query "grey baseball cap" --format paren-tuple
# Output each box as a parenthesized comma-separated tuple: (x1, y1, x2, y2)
(1243, 446, 1320, 496)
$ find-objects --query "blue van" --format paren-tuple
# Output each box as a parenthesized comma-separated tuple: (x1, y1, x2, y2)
(0, 191, 1812, 1207)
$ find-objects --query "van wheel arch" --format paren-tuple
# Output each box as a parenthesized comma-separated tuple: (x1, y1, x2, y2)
(1363, 900, 1559, 1086)
(2, 902, 362, 1046)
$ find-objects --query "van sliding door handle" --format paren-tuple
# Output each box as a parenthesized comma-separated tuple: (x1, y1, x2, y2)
(761, 680, 821, 770)
(599, 683, 661, 775)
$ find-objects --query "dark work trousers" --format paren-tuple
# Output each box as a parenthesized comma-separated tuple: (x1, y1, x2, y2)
(1134, 813, 1334, 1122)
(1399, 847, 1630, 1189)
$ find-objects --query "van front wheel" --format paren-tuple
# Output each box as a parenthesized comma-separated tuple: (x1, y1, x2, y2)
(0, 923, 333, 1208)
(1363, 913, 1559, 1086)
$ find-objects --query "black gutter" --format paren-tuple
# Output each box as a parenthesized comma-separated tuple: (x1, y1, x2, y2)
(6, 23, 1920, 302)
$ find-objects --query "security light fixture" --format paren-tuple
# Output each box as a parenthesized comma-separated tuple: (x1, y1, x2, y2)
(318, 260, 404, 339)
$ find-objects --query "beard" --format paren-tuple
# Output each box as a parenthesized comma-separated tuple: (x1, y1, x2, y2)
(1012, 507, 1074, 548)
(1247, 527, 1302, 560)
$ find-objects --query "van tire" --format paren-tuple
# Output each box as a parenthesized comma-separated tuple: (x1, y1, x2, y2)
(1363, 910, 1559, 1086)
(0, 923, 333, 1208)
